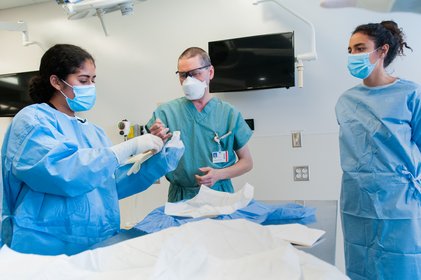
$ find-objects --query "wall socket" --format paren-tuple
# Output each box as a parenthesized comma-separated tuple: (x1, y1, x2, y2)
(293, 166, 309, 181)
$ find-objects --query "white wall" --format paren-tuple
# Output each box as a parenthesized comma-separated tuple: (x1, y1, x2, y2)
(1, 0, 421, 271)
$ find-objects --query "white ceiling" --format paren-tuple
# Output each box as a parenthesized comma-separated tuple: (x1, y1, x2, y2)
(0, 0, 51, 10)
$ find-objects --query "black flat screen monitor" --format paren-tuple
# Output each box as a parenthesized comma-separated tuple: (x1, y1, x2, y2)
(0, 71, 37, 117)
(208, 32, 295, 92)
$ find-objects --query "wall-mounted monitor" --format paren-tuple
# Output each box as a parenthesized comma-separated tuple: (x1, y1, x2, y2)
(208, 32, 295, 92)
(0, 71, 37, 117)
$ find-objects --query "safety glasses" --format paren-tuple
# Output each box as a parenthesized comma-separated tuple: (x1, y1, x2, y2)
(176, 65, 211, 79)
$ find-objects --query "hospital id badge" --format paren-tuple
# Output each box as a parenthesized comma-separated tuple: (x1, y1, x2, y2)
(212, 151, 228, 163)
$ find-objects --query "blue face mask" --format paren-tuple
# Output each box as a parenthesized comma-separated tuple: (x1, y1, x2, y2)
(347, 48, 379, 79)
(61, 80, 96, 112)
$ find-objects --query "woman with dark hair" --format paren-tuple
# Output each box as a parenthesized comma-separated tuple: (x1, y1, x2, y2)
(336, 21, 421, 279)
(0, 44, 170, 255)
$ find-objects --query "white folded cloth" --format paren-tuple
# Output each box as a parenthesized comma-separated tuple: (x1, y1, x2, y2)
(164, 183, 254, 218)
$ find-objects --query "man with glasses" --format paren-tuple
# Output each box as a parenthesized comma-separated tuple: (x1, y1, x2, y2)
(146, 47, 253, 202)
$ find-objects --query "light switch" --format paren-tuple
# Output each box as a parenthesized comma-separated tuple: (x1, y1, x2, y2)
(292, 131, 302, 148)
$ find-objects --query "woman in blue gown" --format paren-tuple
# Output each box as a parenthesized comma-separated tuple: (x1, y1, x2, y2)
(0, 44, 171, 255)
(336, 21, 421, 279)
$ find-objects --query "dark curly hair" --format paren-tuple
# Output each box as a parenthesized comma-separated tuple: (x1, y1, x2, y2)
(352, 20, 412, 67)
(29, 44, 95, 103)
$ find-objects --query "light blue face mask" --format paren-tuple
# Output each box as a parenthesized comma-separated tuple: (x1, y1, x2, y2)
(61, 80, 96, 112)
(347, 48, 380, 79)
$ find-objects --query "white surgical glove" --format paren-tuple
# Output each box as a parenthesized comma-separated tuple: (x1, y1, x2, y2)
(125, 150, 154, 176)
(110, 134, 163, 165)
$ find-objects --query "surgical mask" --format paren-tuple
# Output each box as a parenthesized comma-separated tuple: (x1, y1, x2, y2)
(347, 48, 380, 79)
(60, 80, 96, 112)
(182, 76, 207, 100)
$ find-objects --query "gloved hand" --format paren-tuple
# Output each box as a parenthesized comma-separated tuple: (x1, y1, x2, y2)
(125, 150, 154, 176)
(110, 134, 163, 165)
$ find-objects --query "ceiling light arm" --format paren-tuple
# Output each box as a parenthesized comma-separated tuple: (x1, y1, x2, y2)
(253, 0, 318, 87)
(0, 21, 44, 49)
(96, 9, 109, 36)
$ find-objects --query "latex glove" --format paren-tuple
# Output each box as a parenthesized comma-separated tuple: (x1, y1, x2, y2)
(110, 134, 163, 165)
(125, 150, 154, 176)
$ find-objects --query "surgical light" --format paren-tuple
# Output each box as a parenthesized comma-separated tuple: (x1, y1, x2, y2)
(56, 0, 148, 36)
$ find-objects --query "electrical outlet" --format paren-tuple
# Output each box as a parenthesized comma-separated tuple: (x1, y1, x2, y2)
(293, 166, 309, 181)
(292, 131, 302, 148)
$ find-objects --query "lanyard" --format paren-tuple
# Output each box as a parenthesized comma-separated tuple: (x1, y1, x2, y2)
(214, 131, 232, 143)
(214, 131, 232, 151)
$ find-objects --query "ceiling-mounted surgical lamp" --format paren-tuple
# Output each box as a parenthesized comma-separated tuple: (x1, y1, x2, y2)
(56, 0, 147, 36)
(253, 0, 318, 88)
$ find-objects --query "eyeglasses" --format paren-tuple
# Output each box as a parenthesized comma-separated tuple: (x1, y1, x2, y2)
(176, 65, 211, 79)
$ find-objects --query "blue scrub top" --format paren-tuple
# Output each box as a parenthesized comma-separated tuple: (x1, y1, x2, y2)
(0, 103, 173, 255)
(335, 79, 421, 279)
(147, 97, 252, 202)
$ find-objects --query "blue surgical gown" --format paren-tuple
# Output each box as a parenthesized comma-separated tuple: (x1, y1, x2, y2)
(147, 97, 252, 202)
(391, 0, 421, 13)
(135, 200, 315, 234)
(0, 103, 178, 255)
(335, 79, 421, 279)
